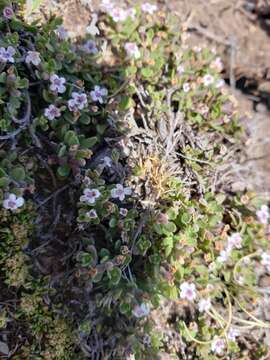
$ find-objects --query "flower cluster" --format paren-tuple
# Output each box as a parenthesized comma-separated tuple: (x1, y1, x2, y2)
(2, 193, 24, 211)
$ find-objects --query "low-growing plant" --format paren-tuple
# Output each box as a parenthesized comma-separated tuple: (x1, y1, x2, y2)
(0, 1, 269, 359)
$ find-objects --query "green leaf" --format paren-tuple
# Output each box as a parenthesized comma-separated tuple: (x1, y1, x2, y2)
(119, 302, 131, 315)
(58, 145, 67, 157)
(141, 67, 154, 78)
(0, 177, 10, 188)
(119, 95, 134, 110)
(136, 236, 151, 256)
(57, 164, 71, 177)
(10, 166, 25, 181)
(80, 136, 98, 149)
(0, 167, 7, 178)
(25, 0, 44, 16)
(64, 131, 80, 146)
(107, 267, 122, 286)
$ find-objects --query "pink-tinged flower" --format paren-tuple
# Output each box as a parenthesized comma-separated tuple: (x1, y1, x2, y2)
(111, 184, 132, 201)
(70, 92, 88, 110)
(132, 303, 150, 318)
(125, 8, 136, 20)
(86, 209, 98, 219)
(119, 208, 128, 217)
(198, 104, 209, 116)
(256, 205, 269, 225)
(211, 57, 223, 72)
(3, 6, 14, 19)
(101, 0, 114, 11)
(228, 328, 239, 342)
(83, 176, 92, 185)
(141, 3, 157, 14)
(157, 213, 169, 225)
(261, 252, 270, 272)
(25, 51, 41, 66)
(198, 298, 211, 312)
(227, 233, 242, 250)
(124, 42, 140, 59)
(80, 188, 101, 204)
(109, 7, 128, 22)
(68, 99, 78, 112)
(49, 74, 66, 94)
(211, 336, 225, 355)
(3, 193, 24, 211)
(183, 82, 190, 93)
(90, 85, 108, 104)
(180, 282, 196, 301)
(0, 46, 16, 63)
(203, 74, 214, 87)
(216, 79, 225, 89)
(82, 40, 98, 55)
(177, 65, 185, 74)
(55, 25, 69, 40)
(44, 104, 61, 120)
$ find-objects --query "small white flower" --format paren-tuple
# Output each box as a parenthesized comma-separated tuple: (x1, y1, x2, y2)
(211, 57, 223, 72)
(80, 188, 101, 204)
(90, 85, 108, 104)
(49, 74, 66, 94)
(227, 328, 239, 342)
(111, 184, 132, 201)
(180, 282, 196, 301)
(211, 336, 225, 355)
(3, 6, 14, 19)
(70, 92, 88, 110)
(256, 205, 269, 225)
(124, 42, 140, 59)
(125, 8, 136, 20)
(119, 208, 128, 217)
(132, 303, 150, 318)
(109, 7, 128, 22)
(83, 176, 92, 185)
(217, 249, 231, 263)
(183, 82, 190, 93)
(194, 46, 202, 53)
(25, 51, 41, 66)
(102, 156, 112, 167)
(86, 209, 98, 219)
(68, 98, 78, 112)
(203, 74, 214, 87)
(3, 193, 24, 211)
(101, 0, 114, 11)
(177, 65, 185, 74)
(141, 3, 157, 14)
(44, 104, 61, 120)
(209, 262, 216, 272)
(227, 233, 242, 250)
(55, 25, 69, 40)
(82, 40, 98, 55)
(0, 46, 16, 63)
(216, 79, 225, 89)
(261, 252, 270, 272)
(198, 298, 211, 312)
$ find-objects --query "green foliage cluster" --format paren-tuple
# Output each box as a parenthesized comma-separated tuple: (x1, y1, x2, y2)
(0, 1, 269, 359)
